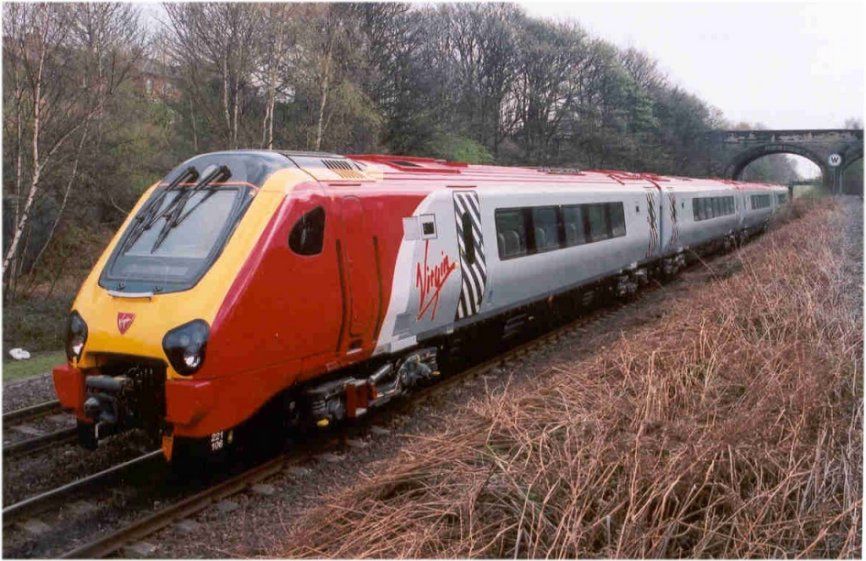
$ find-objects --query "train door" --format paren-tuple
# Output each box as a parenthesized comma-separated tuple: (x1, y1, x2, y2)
(340, 196, 379, 352)
(452, 190, 487, 320)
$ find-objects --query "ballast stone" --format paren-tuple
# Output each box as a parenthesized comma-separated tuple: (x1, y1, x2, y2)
(19, 518, 50, 536)
(125, 541, 158, 557)
(251, 483, 276, 496)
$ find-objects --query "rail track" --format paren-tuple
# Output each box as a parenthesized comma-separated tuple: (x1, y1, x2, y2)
(6, 273, 659, 558)
(3, 450, 164, 528)
(4, 427, 78, 459)
(3, 400, 62, 424)
(3, 400, 78, 459)
(4, 292, 630, 558)
(52, 296, 628, 559)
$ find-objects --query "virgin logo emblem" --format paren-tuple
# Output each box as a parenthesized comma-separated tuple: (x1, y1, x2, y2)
(117, 312, 135, 335)
(415, 240, 457, 321)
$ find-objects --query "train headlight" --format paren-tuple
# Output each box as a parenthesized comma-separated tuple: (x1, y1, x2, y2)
(163, 320, 209, 376)
(65, 311, 88, 361)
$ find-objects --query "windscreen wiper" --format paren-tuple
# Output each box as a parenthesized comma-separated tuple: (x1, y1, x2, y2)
(150, 165, 231, 253)
(122, 167, 198, 252)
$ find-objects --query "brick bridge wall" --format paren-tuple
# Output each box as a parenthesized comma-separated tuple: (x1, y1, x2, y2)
(705, 129, 863, 194)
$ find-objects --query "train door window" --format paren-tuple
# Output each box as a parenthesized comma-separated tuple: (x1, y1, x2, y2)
(289, 206, 325, 255)
(495, 209, 528, 260)
(608, 203, 626, 237)
(531, 206, 560, 252)
(693, 198, 703, 221)
(562, 205, 586, 247)
(461, 212, 475, 265)
(587, 204, 610, 242)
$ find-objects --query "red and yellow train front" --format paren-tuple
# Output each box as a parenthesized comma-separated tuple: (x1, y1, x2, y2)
(51, 151, 360, 462)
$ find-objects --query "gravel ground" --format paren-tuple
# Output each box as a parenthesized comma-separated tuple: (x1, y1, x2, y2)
(3, 372, 57, 412)
(141, 239, 753, 559)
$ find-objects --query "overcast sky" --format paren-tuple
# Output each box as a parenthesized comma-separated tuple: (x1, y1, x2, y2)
(522, 1, 864, 130)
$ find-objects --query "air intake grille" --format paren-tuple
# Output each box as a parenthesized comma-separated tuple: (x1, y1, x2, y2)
(322, 159, 365, 179)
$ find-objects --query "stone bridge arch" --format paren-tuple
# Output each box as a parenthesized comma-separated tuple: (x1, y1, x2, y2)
(706, 129, 864, 194)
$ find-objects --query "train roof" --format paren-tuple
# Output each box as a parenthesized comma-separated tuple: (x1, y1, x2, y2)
(347, 154, 785, 192)
(181, 150, 786, 193)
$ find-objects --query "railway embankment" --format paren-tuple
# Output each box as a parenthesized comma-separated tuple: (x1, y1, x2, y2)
(277, 197, 862, 558)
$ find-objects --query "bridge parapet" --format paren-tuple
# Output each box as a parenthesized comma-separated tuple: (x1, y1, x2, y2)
(706, 129, 863, 194)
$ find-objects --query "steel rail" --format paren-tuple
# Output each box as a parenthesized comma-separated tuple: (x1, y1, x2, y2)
(3, 427, 77, 459)
(2, 450, 164, 527)
(55, 301, 623, 559)
(61, 455, 288, 559)
(3, 400, 62, 425)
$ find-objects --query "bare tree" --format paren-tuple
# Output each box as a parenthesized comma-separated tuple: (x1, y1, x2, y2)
(435, 3, 520, 155)
(619, 47, 667, 93)
(509, 19, 588, 162)
(164, 3, 263, 149)
(2, 3, 142, 291)
(257, 4, 298, 149)
(23, 4, 145, 282)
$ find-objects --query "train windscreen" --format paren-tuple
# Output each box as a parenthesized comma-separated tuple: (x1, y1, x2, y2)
(99, 151, 290, 294)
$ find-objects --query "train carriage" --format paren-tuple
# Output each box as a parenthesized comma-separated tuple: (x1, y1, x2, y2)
(52, 150, 788, 465)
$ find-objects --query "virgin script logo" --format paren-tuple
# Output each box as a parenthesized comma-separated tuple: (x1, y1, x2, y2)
(415, 240, 457, 321)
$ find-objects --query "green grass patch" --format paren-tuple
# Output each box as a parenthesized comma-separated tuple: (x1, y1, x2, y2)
(3, 293, 73, 353)
(3, 350, 66, 382)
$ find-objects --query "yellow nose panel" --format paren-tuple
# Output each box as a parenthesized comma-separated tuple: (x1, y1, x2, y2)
(71, 168, 308, 378)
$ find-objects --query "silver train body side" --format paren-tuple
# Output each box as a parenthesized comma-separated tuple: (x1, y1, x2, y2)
(374, 172, 788, 355)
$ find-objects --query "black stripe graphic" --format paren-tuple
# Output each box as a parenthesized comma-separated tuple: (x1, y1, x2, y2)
(452, 191, 487, 320)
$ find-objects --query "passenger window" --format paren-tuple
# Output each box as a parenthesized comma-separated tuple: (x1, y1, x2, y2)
(587, 204, 609, 242)
(532, 207, 560, 252)
(562, 205, 586, 247)
(608, 203, 626, 237)
(693, 198, 702, 221)
(495, 209, 528, 259)
(289, 206, 325, 255)
(461, 212, 475, 265)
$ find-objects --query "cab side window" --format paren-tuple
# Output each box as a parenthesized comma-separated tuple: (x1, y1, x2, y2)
(289, 206, 325, 255)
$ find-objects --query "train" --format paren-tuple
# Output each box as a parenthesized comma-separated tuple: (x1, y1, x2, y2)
(52, 151, 789, 465)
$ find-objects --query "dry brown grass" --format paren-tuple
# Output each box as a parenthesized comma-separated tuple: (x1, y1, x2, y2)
(284, 198, 863, 558)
